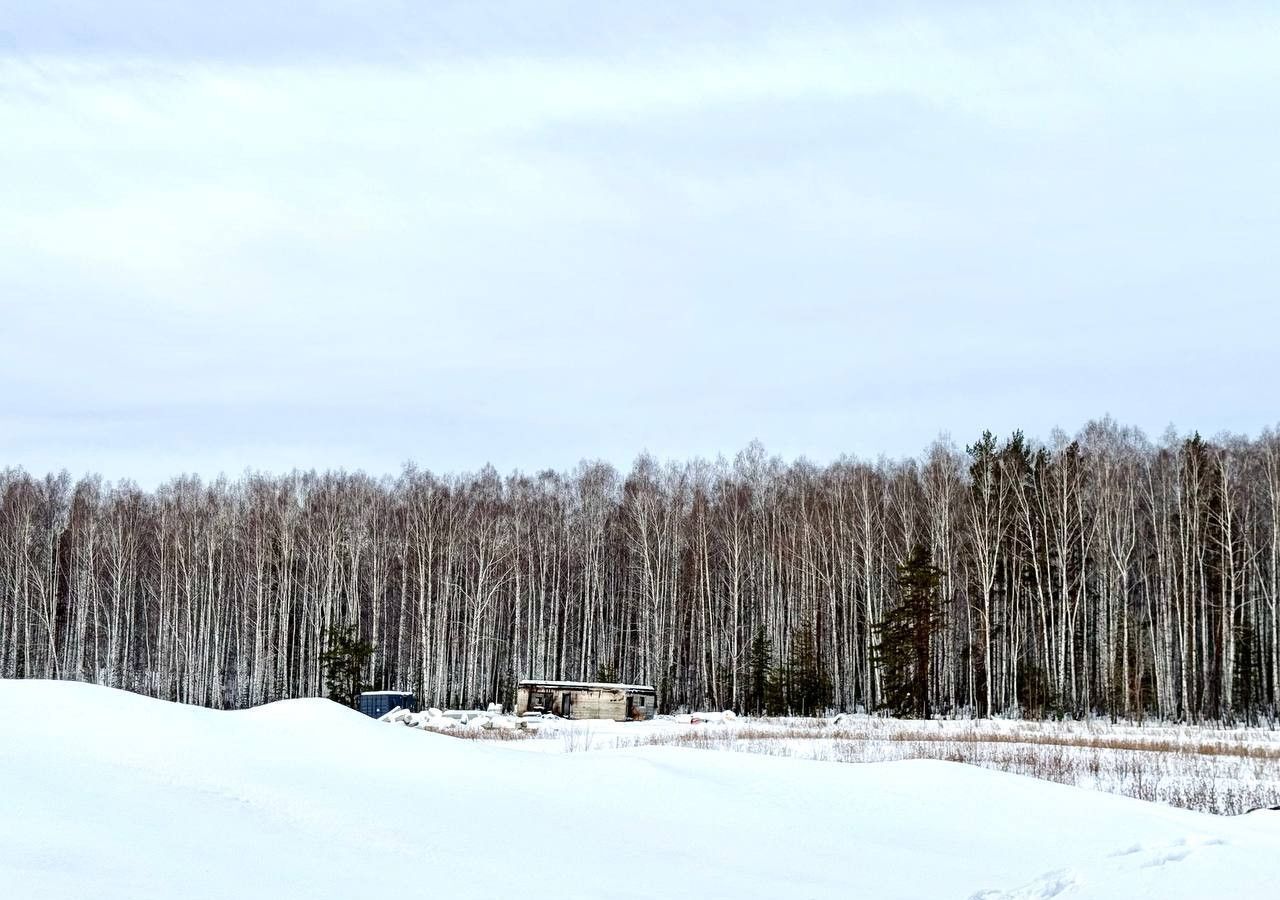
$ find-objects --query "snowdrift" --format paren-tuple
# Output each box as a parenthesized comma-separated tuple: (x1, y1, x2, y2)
(1, 680, 1277, 899)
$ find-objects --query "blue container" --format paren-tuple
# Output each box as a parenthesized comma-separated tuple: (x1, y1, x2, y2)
(357, 691, 418, 718)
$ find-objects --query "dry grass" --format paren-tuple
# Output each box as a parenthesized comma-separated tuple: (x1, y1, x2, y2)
(435, 727, 534, 741)
(445, 714, 1280, 815)
(658, 721, 1280, 761)
(628, 723, 1280, 815)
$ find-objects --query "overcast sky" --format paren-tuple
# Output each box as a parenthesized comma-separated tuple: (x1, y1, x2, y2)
(2, 2, 1278, 485)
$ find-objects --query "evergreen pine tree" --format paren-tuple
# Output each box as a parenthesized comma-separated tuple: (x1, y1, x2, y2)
(785, 621, 831, 716)
(873, 544, 942, 718)
(319, 624, 375, 707)
(746, 625, 773, 715)
(764, 662, 786, 716)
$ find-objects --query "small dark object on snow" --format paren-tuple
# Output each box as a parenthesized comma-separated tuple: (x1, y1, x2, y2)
(357, 691, 418, 718)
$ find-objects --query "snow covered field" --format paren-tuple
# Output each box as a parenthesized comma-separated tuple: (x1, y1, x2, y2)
(3, 681, 1279, 899)
(452, 713, 1280, 816)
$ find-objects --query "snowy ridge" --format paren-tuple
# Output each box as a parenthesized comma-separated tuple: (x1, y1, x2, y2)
(2, 680, 1278, 899)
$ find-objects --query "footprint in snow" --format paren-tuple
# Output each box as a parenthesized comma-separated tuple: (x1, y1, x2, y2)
(972, 835, 1228, 898)
(1108, 835, 1226, 868)
(968, 868, 1079, 900)
(1107, 843, 1144, 857)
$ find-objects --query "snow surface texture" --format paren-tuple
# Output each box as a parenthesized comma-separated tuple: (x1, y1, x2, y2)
(479, 714, 1280, 815)
(2, 681, 1278, 900)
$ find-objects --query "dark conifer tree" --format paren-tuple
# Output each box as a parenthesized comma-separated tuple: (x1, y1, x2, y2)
(779, 621, 830, 716)
(320, 625, 375, 708)
(746, 625, 773, 715)
(874, 545, 942, 718)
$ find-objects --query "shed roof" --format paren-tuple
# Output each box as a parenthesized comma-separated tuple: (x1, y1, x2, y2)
(518, 679, 655, 693)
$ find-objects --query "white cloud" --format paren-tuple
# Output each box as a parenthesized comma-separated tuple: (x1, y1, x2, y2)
(1, 4, 1278, 481)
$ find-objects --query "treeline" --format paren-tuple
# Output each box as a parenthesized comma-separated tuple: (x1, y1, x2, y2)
(2, 418, 1279, 722)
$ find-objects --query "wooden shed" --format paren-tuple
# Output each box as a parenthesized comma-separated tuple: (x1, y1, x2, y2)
(516, 680, 656, 721)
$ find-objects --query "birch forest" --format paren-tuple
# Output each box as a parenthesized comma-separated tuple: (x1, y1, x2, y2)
(3, 418, 1279, 723)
